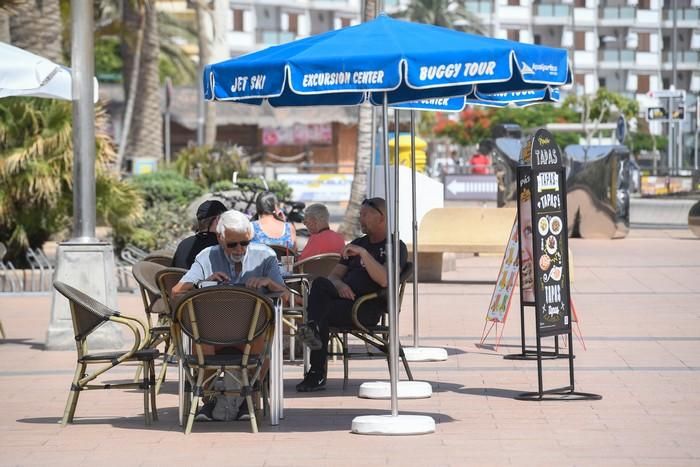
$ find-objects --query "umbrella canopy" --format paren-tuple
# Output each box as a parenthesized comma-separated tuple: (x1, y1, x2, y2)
(0, 42, 98, 102)
(204, 14, 570, 107)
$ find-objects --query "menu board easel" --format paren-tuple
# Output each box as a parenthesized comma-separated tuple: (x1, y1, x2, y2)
(509, 129, 601, 402)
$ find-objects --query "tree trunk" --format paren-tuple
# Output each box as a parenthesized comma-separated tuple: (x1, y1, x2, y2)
(0, 12, 9, 43)
(8, 0, 62, 63)
(121, 0, 162, 164)
(338, 0, 377, 238)
(194, 0, 226, 145)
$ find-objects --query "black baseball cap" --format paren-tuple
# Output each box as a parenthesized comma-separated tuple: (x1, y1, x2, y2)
(196, 200, 227, 220)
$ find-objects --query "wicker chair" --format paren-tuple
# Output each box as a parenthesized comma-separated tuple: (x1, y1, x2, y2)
(53, 281, 159, 426)
(143, 250, 174, 267)
(174, 286, 274, 434)
(284, 253, 341, 360)
(328, 262, 414, 388)
(132, 261, 175, 394)
(268, 243, 297, 260)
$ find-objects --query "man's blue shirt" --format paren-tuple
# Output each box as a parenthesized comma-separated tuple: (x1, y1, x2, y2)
(180, 243, 284, 288)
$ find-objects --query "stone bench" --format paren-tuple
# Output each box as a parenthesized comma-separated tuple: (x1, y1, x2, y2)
(407, 207, 516, 282)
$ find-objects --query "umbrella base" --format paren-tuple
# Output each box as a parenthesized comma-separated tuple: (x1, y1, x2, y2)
(352, 414, 435, 435)
(403, 346, 448, 362)
(358, 381, 432, 399)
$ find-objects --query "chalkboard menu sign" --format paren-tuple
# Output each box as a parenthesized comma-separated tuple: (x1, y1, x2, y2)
(530, 129, 571, 337)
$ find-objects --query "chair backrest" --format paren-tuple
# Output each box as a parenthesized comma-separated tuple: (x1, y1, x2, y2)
(175, 286, 273, 347)
(155, 267, 187, 318)
(132, 260, 167, 315)
(293, 253, 341, 278)
(268, 244, 297, 260)
(144, 253, 173, 267)
(53, 281, 114, 342)
(397, 262, 414, 310)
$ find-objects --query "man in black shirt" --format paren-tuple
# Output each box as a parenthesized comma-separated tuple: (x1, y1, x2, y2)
(296, 197, 407, 392)
(171, 200, 227, 270)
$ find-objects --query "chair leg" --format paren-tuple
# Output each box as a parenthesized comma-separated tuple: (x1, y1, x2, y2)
(133, 362, 143, 383)
(61, 363, 85, 426)
(185, 371, 205, 435)
(155, 340, 174, 395)
(149, 361, 158, 421)
(399, 346, 413, 381)
(142, 361, 151, 426)
(342, 333, 349, 389)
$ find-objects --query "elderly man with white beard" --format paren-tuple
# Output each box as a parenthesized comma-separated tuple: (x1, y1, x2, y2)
(172, 209, 288, 422)
(173, 209, 288, 296)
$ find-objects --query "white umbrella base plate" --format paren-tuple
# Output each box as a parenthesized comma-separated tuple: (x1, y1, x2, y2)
(358, 381, 432, 399)
(352, 414, 435, 435)
(403, 346, 448, 362)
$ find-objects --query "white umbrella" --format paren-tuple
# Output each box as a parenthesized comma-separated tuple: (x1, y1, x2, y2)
(0, 41, 98, 102)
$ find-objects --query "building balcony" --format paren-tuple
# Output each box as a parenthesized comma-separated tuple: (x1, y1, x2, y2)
(465, 0, 492, 15)
(534, 4, 571, 24)
(662, 8, 699, 22)
(599, 6, 636, 25)
(598, 49, 636, 68)
(256, 29, 296, 46)
(662, 51, 700, 70)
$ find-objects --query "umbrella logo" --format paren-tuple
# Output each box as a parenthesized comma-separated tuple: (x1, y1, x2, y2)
(520, 63, 535, 75)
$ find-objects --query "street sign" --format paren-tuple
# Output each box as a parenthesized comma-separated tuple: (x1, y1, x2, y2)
(615, 115, 627, 144)
(443, 174, 498, 201)
(647, 107, 668, 120)
(650, 89, 685, 99)
(671, 104, 685, 121)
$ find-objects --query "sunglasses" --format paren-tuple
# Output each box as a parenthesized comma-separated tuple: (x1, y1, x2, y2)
(225, 240, 251, 248)
(362, 198, 384, 215)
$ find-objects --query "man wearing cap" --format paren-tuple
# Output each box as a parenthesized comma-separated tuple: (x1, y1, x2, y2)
(172, 200, 228, 270)
(296, 197, 407, 392)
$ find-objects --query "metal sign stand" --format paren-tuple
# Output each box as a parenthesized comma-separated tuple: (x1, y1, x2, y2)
(511, 130, 600, 402)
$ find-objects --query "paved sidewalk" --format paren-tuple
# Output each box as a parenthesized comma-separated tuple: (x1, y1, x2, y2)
(0, 227, 699, 466)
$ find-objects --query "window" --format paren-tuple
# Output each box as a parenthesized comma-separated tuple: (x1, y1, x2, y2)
(663, 35, 670, 50)
(598, 77, 607, 88)
(508, 0, 520, 5)
(288, 13, 298, 34)
(534, 34, 541, 45)
(575, 31, 586, 50)
(662, 77, 670, 89)
(637, 74, 650, 93)
(638, 32, 650, 52)
(340, 17, 351, 28)
(638, 0, 650, 9)
(575, 0, 586, 7)
(507, 29, 520, 41)
(575, 73, 586, 86)
(232, 9, 244, 32)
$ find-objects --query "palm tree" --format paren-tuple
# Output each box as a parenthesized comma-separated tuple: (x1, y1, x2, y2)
(6, 0, 63, 62)
(0, 0, 21, 42)
(0, 97, 142, 261)
(394, 0, 486, 35)
(118, 0, 163, 169)
(338, 0, 378, 239)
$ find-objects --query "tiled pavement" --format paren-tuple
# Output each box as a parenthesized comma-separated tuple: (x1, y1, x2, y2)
(0, 228, 698, 466)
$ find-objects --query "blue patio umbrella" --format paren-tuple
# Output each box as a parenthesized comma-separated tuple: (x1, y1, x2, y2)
(203, 13, 571, 435)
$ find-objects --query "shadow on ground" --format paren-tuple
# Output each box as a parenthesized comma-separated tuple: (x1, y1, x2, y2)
(18, 407, 455, 433)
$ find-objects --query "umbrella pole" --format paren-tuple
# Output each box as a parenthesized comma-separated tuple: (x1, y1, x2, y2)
(410, 110, 419, 348)
(368, 106, 377, 197)
(384, 96, 398, 417)
(350, 96, 434, 435)
(402, 113, 448, 362)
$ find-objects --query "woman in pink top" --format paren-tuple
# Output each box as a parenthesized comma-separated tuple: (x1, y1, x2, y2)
(298, 203, 345, 261)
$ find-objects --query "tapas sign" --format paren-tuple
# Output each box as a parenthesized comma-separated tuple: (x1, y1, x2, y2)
(530, 130, 571, 337)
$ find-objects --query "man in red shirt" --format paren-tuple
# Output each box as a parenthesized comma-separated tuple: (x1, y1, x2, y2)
(469, 142, 492, 175)
(298, 203, 345, 261)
